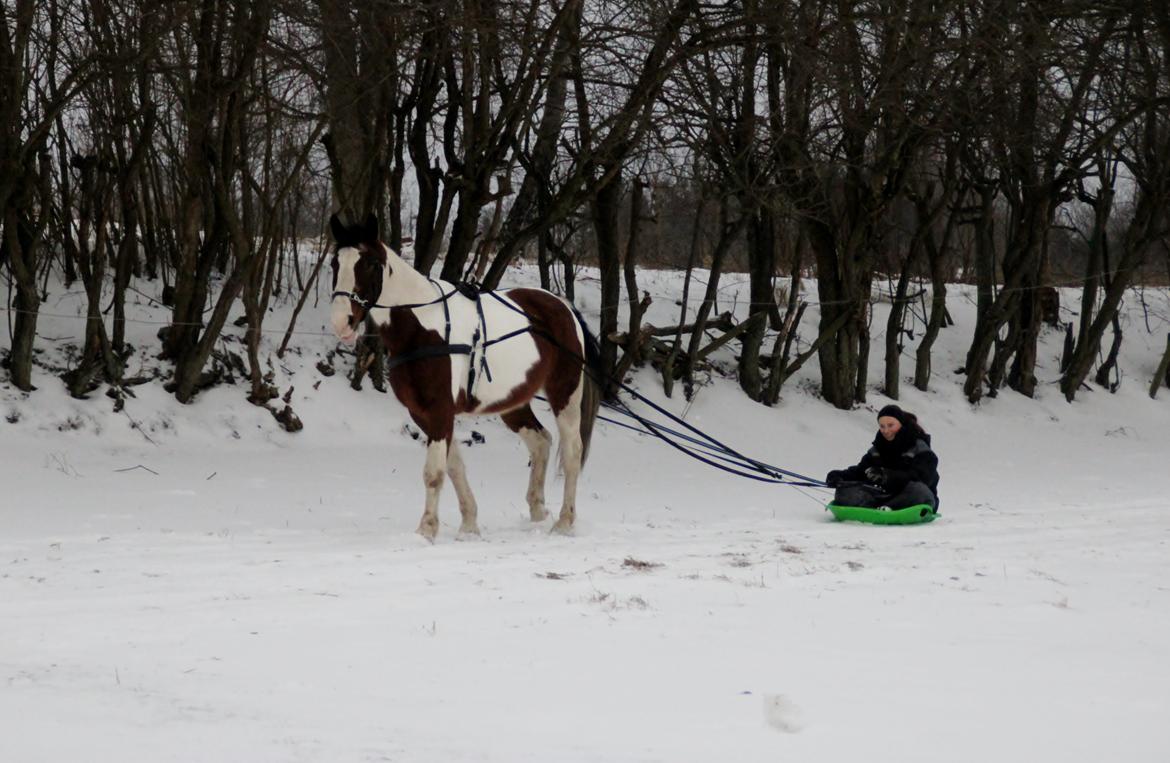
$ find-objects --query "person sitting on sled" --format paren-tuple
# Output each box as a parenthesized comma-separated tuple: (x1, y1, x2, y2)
(825, 405, 940, 511)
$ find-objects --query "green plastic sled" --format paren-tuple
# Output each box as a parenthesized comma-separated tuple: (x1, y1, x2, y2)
(826, 502, 937, 525)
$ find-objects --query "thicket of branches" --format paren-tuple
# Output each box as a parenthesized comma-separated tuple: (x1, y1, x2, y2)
(3, 0, 1170, 415)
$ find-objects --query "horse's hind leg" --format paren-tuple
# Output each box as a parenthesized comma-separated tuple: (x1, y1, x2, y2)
(446, 439, 480, 537)
(551, 385, 584, 534)
(418, 437, 449, 541)
(500, 406, 551, 522)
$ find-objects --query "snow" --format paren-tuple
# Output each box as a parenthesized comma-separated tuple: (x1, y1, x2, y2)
(3, 263, 1170, 762)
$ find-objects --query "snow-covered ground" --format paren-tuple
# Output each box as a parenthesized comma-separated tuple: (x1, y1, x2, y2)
(3, 260, 1169, 762)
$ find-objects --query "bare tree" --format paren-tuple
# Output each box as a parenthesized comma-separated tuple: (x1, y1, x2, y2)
(316, 0, 402, 227)
(911, 144, 961, 391)
(765, 0, 954, 409)
(481, 0, 701, 291)
(1061, 4, 1170, 401)
(960, 2, 1129, 403)
(159, 0, 275, 404)
(2, 0, 99, 390)
(55, 0, 165, 401)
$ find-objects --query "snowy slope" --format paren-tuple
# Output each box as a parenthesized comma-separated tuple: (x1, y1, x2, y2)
(2, 263, 1169, 762)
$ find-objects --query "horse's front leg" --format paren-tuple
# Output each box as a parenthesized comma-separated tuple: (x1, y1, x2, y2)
(418, 437, 449, 541)
(446, 439, 480, 537)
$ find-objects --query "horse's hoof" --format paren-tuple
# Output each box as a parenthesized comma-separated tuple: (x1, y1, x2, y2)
(529, 508, 548, 522)
(416, 523, 438, 543)
(549, 518, 574, 536)
(457, 523, 481, 539)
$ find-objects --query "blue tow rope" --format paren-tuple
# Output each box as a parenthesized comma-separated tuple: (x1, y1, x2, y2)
(461, 287, 828, 491)
(598, 396, 828, 488)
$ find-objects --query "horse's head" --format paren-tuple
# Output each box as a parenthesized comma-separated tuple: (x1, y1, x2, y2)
(328, 212, 390, 346)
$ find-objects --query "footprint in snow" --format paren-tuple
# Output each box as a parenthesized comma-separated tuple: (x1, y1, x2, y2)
(762, 693, 803, 733)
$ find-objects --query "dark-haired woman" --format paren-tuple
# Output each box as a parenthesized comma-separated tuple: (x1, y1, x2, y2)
(825, 405, 940, 511)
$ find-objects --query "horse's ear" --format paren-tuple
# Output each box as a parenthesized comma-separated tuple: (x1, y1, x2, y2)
(363, 213, 379, 242)
(329, 213, 346, 244)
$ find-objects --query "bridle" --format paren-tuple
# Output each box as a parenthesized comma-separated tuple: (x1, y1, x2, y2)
(331, 289, 387, 314)
(330, 281, 459, 316)
(330, 243, 392, 317)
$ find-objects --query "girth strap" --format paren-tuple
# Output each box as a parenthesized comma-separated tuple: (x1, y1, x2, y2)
(385, 343, 473, 372)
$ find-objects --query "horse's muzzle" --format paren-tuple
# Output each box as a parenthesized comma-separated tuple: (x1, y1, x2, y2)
(331, 296, 363, 345)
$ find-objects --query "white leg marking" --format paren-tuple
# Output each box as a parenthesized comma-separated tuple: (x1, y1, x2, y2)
(446, 440, 480, 537)
(551, 383, 584, 535)
(418, 439, 448, 541)
(517, 426, 553, 522)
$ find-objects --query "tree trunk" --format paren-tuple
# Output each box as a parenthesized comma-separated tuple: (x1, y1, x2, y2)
(914, 211, 955, 391)
(537, 235, 551, 290)
(854, 294, 871, 405)
(64, 154, 121, 398)
(1061, 189, 1160, 399)
(663, 194, 704, 398)
(318, 0, 383, 222)
(1075, 170, 1114, 355)
(593, 168, 623, 399)
(3, 208, 39, 391)
(684, 205, 745, 397)
(1093, 313, 1123, 391)
(1007, 272, 1043, 396)
(883, 267, 914, 400)
(166, 0, 272, 403)
(1150, 334, 1170, 399)
(811, 223, 866, 410)
(961, 184, 998, 401)
(964, 192, 1052, 402)
(762, 232, 806, 406)
(622, 178, 646, 367)
(739, 203, 776, 401)
(560, 242, 576, 302)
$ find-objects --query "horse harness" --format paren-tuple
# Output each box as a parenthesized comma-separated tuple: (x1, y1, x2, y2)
(332, 279, 533, 397)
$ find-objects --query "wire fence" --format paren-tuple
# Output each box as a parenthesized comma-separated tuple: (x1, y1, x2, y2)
(3, 265, 1168, 345)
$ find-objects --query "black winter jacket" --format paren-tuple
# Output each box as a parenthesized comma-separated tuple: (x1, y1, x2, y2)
(837, 426, 940, 501)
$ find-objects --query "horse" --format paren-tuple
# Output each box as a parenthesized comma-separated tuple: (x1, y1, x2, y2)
(327, 213, 602, 540)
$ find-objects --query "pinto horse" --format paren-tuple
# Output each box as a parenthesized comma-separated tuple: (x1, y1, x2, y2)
(328, 214, 602, 540)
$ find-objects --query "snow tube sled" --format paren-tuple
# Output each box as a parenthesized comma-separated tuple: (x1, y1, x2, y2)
(827, 502, 937, 525)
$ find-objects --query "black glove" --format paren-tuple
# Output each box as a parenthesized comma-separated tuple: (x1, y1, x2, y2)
(825, 470, 845, 488)
(865, 467, 887, 486)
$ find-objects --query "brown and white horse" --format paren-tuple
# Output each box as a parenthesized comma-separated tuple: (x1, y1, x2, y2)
(328, 214, 602, 540)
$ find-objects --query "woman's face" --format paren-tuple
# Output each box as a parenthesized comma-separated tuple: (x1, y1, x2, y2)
(878, 415, 902, 441)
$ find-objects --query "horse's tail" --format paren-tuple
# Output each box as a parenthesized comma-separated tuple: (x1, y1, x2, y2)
(571, 307, 603, 467)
